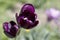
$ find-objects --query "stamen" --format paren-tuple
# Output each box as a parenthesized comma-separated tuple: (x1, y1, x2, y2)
(25, 29, 30, 32)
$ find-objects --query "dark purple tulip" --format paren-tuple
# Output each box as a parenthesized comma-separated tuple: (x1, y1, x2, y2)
(16, 4, 39, 29)
(3, 21, 19, 38)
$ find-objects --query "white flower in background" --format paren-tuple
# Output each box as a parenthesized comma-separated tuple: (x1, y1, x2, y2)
(46, 8, 60, 21)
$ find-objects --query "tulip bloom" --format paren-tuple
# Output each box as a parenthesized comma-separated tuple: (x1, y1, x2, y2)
(3, 21, 19, 38)
(16, 4, 39, 29)
(46, 8, 60, 22)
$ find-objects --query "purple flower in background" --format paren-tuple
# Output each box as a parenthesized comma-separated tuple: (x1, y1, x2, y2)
(46, 8, 60, 22)
(16, 4, 39, 29)
(3, 21, 19, 38)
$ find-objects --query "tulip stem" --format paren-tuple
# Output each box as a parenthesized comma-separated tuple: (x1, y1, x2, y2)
(54, 19, 60, 33)
(15, 37, 16, 40)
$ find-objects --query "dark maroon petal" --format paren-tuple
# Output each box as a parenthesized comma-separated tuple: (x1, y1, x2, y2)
(20, 4, 35, 14)
(10, 21, 16, 26)
(19, 4, 35, 18)
(27, 13, 37, 22)
(18, 17, 26, 27)
(33, 20, 39, 27)
(10, 25, 17, 37)
(16, 13, 18, 19)
(4, 31, 15, 38)
(22, 20, 33, 29)
(16, 13, 19, 23)
(3, 22, 11, 32)
(25, 20, 39, 29)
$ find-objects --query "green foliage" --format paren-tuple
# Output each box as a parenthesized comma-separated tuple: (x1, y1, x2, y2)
(32, 0, 47, 8)
(18, 0, 27, 3)
(19, 0, 47, 9)
(0, 0, 60, 40)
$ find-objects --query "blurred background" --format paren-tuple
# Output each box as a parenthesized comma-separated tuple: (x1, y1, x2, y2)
(0, 0, 60, 40)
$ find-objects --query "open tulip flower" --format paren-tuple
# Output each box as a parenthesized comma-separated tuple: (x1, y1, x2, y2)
(3, 21, 19, 38)
(46, 8, 60, 22)
(16, 4, 39, 29)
